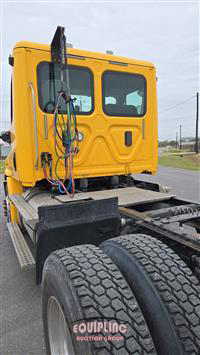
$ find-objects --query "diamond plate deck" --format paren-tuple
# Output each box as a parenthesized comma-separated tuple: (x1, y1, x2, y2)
(57, 187, 175, 206)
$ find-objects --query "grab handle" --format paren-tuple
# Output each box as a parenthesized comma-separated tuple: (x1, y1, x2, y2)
(28, 81, 39, 169)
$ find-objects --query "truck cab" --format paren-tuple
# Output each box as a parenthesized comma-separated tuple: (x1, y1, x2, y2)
(6, 40, 157, 188)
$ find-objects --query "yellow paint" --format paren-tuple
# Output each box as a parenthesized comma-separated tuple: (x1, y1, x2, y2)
(7, 176, 23, 222)
(6, 41, 158, 187)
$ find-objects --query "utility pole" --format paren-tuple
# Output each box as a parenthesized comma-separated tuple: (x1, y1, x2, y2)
(195, 92, 199, 154)
(176, 132, 178, 149)
(180, 125, 182, 150)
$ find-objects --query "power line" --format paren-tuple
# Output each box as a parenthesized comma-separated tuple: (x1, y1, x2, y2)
(159, 115, 192, 122)
(159, 95, 195, 114)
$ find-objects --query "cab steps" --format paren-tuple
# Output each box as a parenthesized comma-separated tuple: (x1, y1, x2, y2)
(9, 194, 38, 221)
(7, 222, 35, 270)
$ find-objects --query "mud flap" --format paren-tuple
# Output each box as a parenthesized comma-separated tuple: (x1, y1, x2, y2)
(36, 197, 120, 283)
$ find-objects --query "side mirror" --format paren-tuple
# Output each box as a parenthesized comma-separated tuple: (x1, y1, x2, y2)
(0, 131, 11, 144)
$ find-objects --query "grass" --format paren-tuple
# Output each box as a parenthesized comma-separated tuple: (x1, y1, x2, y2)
(0, 161, 5, 174)
(158, 152, 200, 171)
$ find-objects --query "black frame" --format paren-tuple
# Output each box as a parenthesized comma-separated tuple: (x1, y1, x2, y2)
(102, 70, 147, 117)
(37, 61, 95, 115)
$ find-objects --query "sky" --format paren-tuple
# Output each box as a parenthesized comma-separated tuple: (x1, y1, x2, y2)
(0, 0, 199, 140)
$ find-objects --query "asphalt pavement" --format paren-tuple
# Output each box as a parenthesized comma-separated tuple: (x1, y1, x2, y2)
(0, 175, 45, 355)
(134, 165, 200, 202)
(0, 166, 199, 355)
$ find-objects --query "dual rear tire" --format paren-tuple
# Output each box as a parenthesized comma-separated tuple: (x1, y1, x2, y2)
(42, 244, 157, 355)
(42, 235, 200, 355)
(101, 234, 200, 354)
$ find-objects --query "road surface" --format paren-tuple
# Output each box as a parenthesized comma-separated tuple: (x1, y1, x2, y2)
(0, 166, 199, 355)
(0, 176, 45, 355)
(134, 165, 200, 202)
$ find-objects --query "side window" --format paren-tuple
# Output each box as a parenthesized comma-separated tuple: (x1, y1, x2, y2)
(105, 96, 116, 105)
(37, 62, 94, 115)
(126, 89, 145, 114)
(102, 71, 146, 117)
(71, 94, 92, 113)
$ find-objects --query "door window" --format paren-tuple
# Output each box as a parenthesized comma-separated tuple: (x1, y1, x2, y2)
(102, 71, 146, 117)
(37, 62, 94, 115)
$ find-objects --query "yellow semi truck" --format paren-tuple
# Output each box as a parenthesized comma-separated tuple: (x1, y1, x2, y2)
(1, 27, 200, 355)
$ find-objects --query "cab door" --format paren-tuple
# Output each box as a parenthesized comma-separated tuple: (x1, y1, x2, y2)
(80, 59, 157, 177)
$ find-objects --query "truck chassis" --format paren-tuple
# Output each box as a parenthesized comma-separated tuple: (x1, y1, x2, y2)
(4, 176, 200, 282)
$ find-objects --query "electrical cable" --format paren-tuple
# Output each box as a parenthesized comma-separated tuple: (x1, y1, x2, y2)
(43, 28, 79, 197)
(42, 91, 79, 198)
(159, 95, 195, 114)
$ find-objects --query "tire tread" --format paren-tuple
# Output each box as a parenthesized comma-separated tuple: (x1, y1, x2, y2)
(102, 234, 200, 354)
(53, 244, 157, 355)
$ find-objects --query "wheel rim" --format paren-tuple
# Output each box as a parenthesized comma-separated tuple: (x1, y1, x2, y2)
(47, 296, 75, 355)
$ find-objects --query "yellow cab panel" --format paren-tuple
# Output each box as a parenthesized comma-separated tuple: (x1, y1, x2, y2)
(7, 41, 158, 187)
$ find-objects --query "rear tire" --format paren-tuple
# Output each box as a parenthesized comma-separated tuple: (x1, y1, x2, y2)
(101, 234, 200, 355)
(42, 244, 157, 355)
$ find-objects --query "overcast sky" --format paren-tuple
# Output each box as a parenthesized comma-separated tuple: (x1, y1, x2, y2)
(0, 0, 199, 140)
